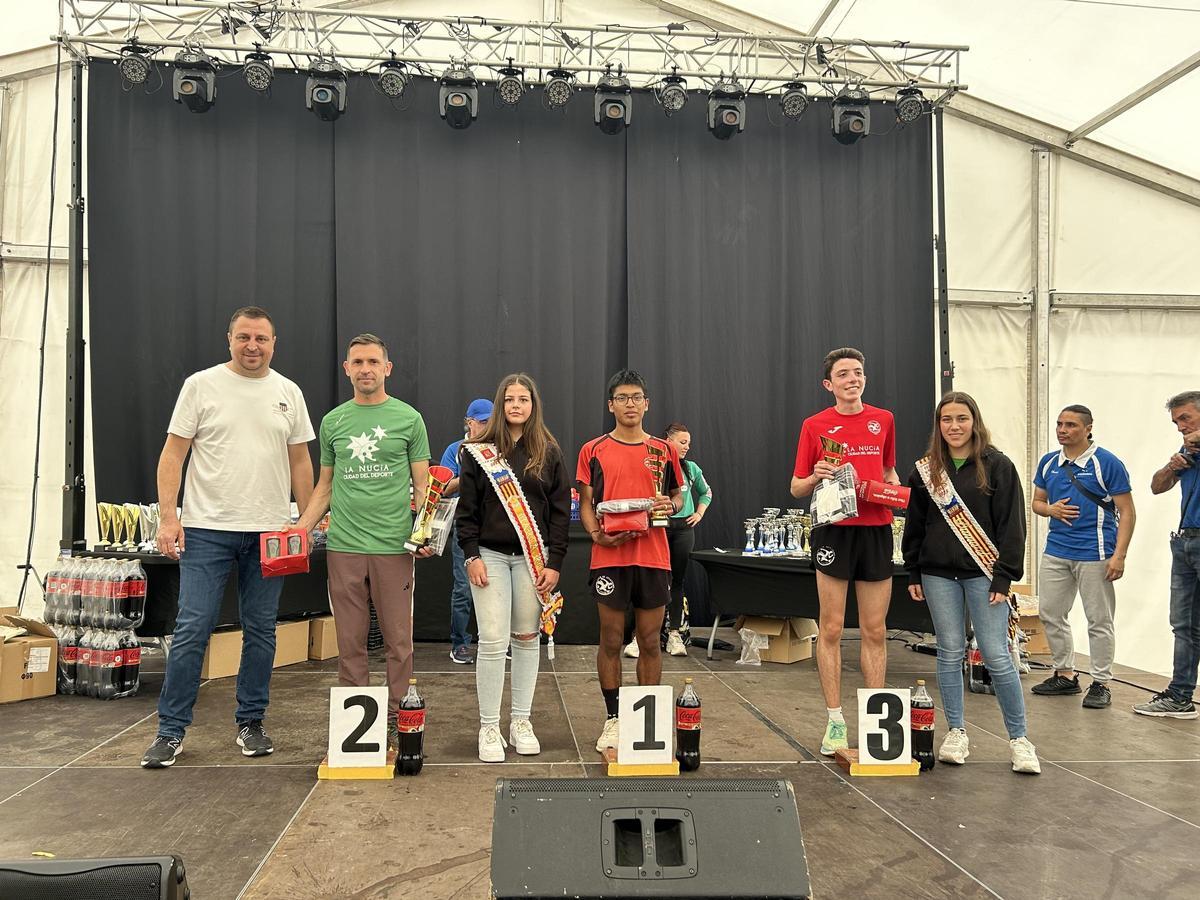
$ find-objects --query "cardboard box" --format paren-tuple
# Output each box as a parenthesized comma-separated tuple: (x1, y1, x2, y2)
(308, 615, 338, 660)
(1011, 591, 1050, 655)
(0, 615, 59, 704)
(737, 615, 819, 664)
(201, 620, 313, 679)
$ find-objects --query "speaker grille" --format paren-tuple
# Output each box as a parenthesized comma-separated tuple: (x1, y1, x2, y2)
(0, 863, 162, 899)
(506, 777, 785, 794)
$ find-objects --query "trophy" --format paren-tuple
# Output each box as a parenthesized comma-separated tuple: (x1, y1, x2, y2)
(139, 503, 161, 553)
(109, 502, 126, 550)
(819, 435, 847, 466)
(891, 516, 906, 565)
(97, 502, 113, 549)
(123, 503, 141, 551)
(646, 444, 670, 527)
(404, 465, 455, 552)
(743, 519, 757, 554)
(800, 513, 813, 558)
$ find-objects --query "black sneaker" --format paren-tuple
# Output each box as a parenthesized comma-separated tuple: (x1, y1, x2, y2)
(1082, 681, 1111, 709)
(236, 721, 275, 757)
(1031, 673, 1082, 695)
(140, 735, 183, 769)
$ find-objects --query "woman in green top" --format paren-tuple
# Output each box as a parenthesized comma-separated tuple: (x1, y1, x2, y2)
(662, 422, 713, 656)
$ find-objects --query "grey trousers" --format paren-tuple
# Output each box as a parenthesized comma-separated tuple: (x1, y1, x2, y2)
(1038, 554, 1117, 682)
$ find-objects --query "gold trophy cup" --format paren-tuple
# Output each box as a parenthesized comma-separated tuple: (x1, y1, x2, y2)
(647, 444, 670, 527)
(97, 502, 113, 549)
(109, 504, 126, 550)
(123, 503, 141, 551)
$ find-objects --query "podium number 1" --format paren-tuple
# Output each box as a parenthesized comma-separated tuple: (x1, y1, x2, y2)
(632, 694, 665, 750)
(618, 685, 673, 765)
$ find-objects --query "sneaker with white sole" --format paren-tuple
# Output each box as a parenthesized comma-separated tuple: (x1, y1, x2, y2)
(1009, 736, 1041, 774)
(140, 735, 183, 769)
(665, 630, 688, 657)
(623, 640, 639, 659)
(236, 721, 274, 757)
(596, 716, 620, 753)
(509, 717, 541, 755)
(478, 724, 507, 762)
(819, 719, 849, 757)
(939, 728, 970, 765)
(1132, 690, 1198, 719)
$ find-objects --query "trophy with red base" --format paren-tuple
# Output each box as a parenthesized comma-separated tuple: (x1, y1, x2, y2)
(404, 465, 455, 552)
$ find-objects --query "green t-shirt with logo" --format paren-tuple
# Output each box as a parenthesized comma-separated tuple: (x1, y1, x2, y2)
(319, 397, 430, 554)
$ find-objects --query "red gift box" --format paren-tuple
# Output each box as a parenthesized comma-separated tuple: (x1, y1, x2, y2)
(260, 530, 310, 577)
(601, 510, 649, 535)
(855, 480, 911, 509)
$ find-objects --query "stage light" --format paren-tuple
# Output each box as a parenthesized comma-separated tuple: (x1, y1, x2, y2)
(439, 66, 479, 129)
(172, 50, 217, 113)
(243, 51, 273, 93)
(593, 68, 631, 135)
(831, 86, 870, 145)
(780, 81, 808, 120)
(544, 69, 574, 109)
(895, 85, 927, 124)
(378, 59, 410, 99)
(306, 59, 347, 122)
(658, 73, 687, 116)
(496, 63, 525, 107)
(706, 79, 746, 140)
(118, 43, 152, 86)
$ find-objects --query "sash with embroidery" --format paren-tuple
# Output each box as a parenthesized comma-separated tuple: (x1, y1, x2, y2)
(915, 456, 999, 579)
(463, 442, 564, 659)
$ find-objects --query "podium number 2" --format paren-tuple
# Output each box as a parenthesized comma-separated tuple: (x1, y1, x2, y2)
(632, 694, 665, 751)
(865, 693, 903, 761)
(342, 695, 381, 754)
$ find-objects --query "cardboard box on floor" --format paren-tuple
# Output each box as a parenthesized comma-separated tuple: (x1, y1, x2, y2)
(1010, 584, 1050, 655)
(736, 615, 819, 664)
(1, 614, 59, 703)
(201, 620, 311, 679)
(308, 615, 338, 660)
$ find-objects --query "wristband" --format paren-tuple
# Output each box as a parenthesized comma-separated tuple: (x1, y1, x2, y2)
(465, 556, 480, 565)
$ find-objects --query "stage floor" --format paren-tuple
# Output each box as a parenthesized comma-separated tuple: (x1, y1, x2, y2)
(1, 634, 1196, 899)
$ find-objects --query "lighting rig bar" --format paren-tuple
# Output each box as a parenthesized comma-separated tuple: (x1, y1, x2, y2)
(58, 1, 968, 100)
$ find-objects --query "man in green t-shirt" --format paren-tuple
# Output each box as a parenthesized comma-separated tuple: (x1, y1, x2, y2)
(297, 333, 431, 750)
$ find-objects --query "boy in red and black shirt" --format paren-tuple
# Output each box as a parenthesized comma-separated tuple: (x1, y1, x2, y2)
(790, 347, 900, 758)
(578, 369, 683, 755)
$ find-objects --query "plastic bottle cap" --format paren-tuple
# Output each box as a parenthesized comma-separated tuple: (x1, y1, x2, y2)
(917, 679, 925, 685)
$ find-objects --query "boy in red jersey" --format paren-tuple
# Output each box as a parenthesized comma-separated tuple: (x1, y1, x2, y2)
(578, 369, 683, 754)
(790, 348, 900, 757)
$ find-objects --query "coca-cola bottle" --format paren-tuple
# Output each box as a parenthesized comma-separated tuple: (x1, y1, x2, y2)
(967, 635, 995, 695)
(395, 679, 425, 776)
(108, 561, 129, 630)
(65, 557, 83, 627)
(96, 629, 118, 700)
(56, 625, 78, 695)
(76, 629, 96, 698)
(79, 559, 97, 629)
(675, 677, 702, 771)
(42, 564, 62, 624)
(911, 679, 936, 772)
(125, 559, 147, 627)
(117, 630, 141, 697)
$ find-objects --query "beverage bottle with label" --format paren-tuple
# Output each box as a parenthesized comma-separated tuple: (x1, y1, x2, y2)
(42, 564, 62, 624)
(96, 629, 118, 700)
(911, 679, 936, 771)
(966, 635, 995, 695)
(108, 560, 129, 630)
(675, 677, 702, 772)
(65, 557, 83, 626)
(76, 628, 96, 698)
(117, 629, 141, 697)
(125, 559, 147, 627)
(395, 679, 425, 776)
(56, 624, 78, 695)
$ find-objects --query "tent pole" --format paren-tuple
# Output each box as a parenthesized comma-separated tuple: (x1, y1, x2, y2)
(61, 59, 86, 554)
(934, 107, 952, 397)
(1029, 148, 1052, 590)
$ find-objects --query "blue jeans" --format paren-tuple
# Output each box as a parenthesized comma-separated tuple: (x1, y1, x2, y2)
(922, 575, 1027, 740)
(156, 528, 283, 740)
(449, 524, 474, 649)
(1167, 534, 1200, 701)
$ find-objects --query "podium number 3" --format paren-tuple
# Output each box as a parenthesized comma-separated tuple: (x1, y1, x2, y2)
(632, 694, 665, 751)
(342, 695, 381, 754)
(865, 693, 904, 761)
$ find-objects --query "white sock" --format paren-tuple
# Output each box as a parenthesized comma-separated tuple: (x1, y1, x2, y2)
(826, 707, 845, 724)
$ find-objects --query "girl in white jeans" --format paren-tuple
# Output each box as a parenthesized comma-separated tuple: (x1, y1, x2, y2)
(455, 373, 571, 762)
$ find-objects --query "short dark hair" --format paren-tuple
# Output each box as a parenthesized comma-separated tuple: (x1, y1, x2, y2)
(1167, 391, 1200, 412)
(1060, 404, 1093, 425)
(347, 332, 389, 359)
(228, 306, 274, 335)
(823, 347, 865, 380)
(607, 368, 647, 400)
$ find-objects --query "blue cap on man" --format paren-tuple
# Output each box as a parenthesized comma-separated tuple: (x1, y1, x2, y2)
(466, 398, 493, 422)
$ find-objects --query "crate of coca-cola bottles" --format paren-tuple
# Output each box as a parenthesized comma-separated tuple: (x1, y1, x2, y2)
(42, 557, 146, 699)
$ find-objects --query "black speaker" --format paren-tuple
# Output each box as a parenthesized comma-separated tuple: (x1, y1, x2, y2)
(0, 854, 189, 899)
(491, 778, 811, 899)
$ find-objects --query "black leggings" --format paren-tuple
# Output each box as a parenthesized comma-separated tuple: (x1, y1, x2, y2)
(665, 522, 695, 630)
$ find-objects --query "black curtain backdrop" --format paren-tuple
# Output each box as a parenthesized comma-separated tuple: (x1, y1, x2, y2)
(87, 65, 933, 551)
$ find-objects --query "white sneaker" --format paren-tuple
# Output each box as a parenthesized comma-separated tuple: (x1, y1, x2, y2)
(665, 630, 688, 657)
(478, 724, 507, 763)
(508, 717, 541, 755)
(623, 640, 640, 659)
(1009, 736, 1041, 774)
(595, 716, 620, 753)
(938, 728, 970, 765)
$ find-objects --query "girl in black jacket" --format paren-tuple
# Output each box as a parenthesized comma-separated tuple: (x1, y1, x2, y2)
(902, 391, 1040, 774)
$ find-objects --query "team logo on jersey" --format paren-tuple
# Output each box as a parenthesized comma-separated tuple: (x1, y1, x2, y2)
(277, 401, 289, 412)
(867, 420, 881, 435)
(827, 426, 843, 434)
(594, 575, 616, 596)
(815, 546, 836, 567)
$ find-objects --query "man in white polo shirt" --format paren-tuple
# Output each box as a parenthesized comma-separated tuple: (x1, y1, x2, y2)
(141, 306, 315, 769)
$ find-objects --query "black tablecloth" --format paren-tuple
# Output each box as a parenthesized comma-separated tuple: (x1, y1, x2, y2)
(690, 550, 934, 633)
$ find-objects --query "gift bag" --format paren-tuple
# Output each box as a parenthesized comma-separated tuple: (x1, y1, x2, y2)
(811, 463, 859, 526)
